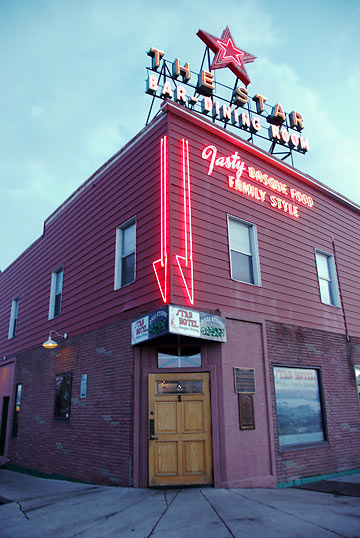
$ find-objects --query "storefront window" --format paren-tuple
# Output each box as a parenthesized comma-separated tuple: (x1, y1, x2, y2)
(158, 346, 201, 368)
(54, 373, 72, 420)
(273, 366, 325, 447)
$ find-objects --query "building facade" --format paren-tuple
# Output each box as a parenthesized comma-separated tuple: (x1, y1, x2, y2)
(1, 100, 360, 488)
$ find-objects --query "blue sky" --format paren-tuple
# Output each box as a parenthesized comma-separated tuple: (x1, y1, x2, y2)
(1, 0, 360, 270)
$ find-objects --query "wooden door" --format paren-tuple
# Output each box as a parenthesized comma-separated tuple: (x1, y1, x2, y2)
(148, 372, 212, 487)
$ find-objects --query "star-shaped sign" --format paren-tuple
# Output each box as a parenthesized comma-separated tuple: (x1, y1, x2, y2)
(197, 26, 256, 86)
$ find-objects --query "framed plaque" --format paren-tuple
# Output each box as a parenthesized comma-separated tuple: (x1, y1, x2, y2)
(234, 367, 256, 393)
(238, 394, 255, 430)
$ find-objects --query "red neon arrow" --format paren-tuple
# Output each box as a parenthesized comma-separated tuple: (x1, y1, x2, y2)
(153, 136, 168, 303)
(175, 139, 194, 305)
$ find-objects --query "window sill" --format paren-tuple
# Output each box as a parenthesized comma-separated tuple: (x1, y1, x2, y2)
(279, 441, 329, 452)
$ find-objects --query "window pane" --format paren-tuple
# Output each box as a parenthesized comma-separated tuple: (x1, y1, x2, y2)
(121, 253, 135, 286)
(55, 269, 63, 295)
(13, 299, 19, 318)
(158, 346, 201, 368)
(316, 254, 330, 280)
(11, 319, 17, 338)
(229, 219, 251, 254)
(319, 278, 333, 305)
(54, 373, 72, 420)
(122, 224, 135, 256)
(156, 380, 203, 393)
(54, 293, 62, 317)
(274, 367, 325, 447)
(231, 251, 254, 283)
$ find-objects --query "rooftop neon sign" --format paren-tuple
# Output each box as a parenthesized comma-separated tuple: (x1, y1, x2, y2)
(145, 27, 309, 161)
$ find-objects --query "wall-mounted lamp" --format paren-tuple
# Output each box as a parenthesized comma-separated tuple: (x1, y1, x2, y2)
(42, 330, 68, 350)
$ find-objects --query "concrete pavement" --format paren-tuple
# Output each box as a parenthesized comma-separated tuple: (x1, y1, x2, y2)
(0, 469, 359, 537)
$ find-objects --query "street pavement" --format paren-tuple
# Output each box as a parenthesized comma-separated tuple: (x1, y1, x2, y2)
(0, 469, 359, 537)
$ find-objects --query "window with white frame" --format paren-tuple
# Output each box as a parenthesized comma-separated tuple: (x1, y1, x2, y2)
(315, 251, 340, 307)
(114, 218, 136, 289)
(8, 297, 19, 339)
(49, 266, 64, 319)
(227, 215, 261, 285)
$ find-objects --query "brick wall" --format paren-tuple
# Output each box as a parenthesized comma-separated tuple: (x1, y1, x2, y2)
(8, 317, 134, 486)
(266, 320, 360, 483)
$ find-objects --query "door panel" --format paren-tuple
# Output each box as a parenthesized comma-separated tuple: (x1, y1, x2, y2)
(183, 400, 204, 432)
(155, 442, 179, 475)
(156, 401, 178, 433)
(183, 440, 206, 474)
(148, 372, 212, 486)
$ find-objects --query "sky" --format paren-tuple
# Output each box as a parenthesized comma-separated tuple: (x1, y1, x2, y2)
(1, 0, 360, 271)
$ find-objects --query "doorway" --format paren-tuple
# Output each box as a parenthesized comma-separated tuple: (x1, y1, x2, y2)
(148, 372, 212, 486)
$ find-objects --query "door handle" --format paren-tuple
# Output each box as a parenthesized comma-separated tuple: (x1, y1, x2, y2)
(149, 418, 159, 440)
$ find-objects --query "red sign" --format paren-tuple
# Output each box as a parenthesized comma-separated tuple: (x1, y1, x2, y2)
(197, 26, 256, 86)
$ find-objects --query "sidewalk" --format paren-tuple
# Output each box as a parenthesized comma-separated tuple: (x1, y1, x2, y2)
(0, 469, 359, 537)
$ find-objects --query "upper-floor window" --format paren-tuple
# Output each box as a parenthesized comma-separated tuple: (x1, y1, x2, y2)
(8, 297, 19, 339)
(49, 266, 64, 319)
(114, 218, 136, 289)
(315, 251, 340, 307)
(227, 215, 261, 286)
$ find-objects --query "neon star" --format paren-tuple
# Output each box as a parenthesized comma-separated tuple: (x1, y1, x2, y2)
(197, 26, 256, 86)
(217, 37, 245, 66)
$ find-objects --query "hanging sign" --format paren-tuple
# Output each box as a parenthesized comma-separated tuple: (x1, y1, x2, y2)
(131, 305, 226, 345)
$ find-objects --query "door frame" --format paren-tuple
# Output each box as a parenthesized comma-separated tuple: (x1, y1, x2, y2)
(132, 344, 222, 488)
(148, 371, 213, 487)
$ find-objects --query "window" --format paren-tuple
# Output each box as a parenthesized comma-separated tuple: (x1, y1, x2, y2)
(8, 297, 19, 339)
(355, 366, 360, 407)
(114, 218, 136, 289)
(54, 373, 72, 420)
(315, 251, 340, 307)
(158, 346, 201, 368)
(49, 266, 64, 319)
(227, 216, 261, 285)
(12, 384, 22, 438)
(273, 366, 326, 447)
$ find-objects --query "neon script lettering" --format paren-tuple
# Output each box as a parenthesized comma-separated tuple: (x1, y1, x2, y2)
(202, 144, 314, 219)
(202, 145, 245, 178)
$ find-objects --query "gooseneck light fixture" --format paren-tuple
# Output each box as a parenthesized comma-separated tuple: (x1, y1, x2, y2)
(42, 330, 68, 350)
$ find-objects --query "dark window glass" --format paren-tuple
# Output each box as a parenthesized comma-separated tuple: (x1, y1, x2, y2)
(12, 384, 22, 438)
(54, 373, 72, 420)
(11, 318, 17, 339)
(52, 269, 63, 317)
(274, 367, 325, 447)
(54, 293, 62, 317)
(121, 253, 135, 286)
(231, 251, 254, 283)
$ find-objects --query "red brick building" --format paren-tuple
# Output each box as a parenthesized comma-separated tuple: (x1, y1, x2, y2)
(1, 100, 360, 488)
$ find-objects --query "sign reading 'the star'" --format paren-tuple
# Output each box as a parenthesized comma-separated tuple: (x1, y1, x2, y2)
(197, 26, 256, 86)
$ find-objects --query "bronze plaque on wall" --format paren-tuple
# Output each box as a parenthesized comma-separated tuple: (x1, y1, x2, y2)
(234, 367, 256, 393)
(238, 394, 255, 430)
